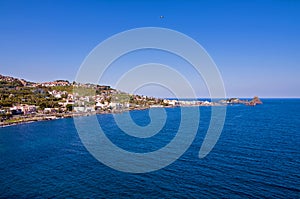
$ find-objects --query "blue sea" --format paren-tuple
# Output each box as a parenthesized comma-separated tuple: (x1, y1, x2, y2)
(0, 99, 299, 198)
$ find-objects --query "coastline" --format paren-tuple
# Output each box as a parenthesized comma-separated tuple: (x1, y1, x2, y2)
(0, 106, 151, 128)
(0, 96, 263, 128)
(0, 73, 263, 128)
(0, 104, 218, 128)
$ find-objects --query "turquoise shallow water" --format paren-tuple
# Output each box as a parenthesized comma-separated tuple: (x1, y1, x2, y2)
(0, 99, 299, 198)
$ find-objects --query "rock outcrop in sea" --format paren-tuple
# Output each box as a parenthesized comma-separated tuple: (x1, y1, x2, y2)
(246, 96, 263, 106)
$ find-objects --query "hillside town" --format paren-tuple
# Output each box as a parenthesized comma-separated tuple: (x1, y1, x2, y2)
(0, 74, 262, 126)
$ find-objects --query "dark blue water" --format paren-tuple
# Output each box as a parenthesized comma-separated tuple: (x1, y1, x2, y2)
(0, 99, 299, 198)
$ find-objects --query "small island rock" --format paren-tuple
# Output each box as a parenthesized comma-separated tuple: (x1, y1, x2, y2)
(247, 96, 263, 106)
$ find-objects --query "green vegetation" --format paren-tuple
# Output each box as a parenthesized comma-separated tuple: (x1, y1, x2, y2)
(66, 104, 73, 111)
(0, 80, 61, 109)
(73, 87, 96, 97)
(50, 86, 73, 93)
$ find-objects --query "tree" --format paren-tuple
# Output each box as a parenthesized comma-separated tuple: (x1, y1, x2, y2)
(66, 104, 73, 112)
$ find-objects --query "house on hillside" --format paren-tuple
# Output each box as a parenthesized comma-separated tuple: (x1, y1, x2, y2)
(10, 106, 24, 115)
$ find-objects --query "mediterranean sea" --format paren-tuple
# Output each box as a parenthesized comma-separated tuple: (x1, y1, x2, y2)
(0, 99, 299, 198)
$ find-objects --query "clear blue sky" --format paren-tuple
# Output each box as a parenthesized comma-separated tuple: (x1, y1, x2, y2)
(0, 0, 299, 98)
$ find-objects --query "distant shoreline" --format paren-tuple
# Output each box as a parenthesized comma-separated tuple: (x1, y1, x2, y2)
(0, 73, 263, 128)
(0, 96, 264, 128)
(0, 104, 215, 128)
(0, 106, 152, 128)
